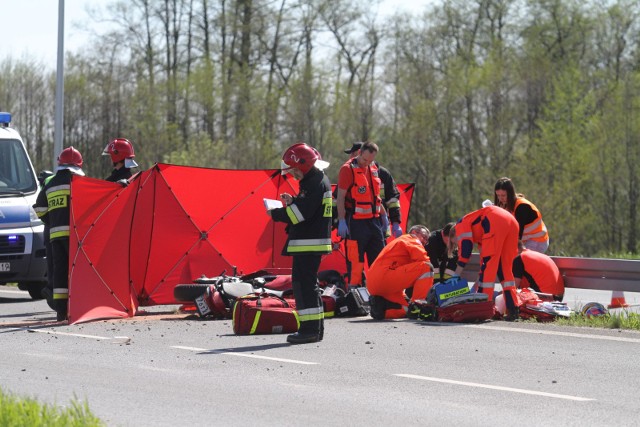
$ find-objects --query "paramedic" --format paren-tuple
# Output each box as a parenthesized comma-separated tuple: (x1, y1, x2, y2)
(513, 240, 564, 301)
(494, 177, 549, 253)
(448, 205, 520, 320)
(267, 143, 332, 344)
(33, 147, 85, 321)
(103, 138, 139, 183)
(336, 141, 387, 289)
(367, 225, 434, 320)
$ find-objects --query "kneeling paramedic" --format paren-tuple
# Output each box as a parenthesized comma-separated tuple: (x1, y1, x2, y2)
(267, 143, 332, 344)
(366, 225, 435, 319)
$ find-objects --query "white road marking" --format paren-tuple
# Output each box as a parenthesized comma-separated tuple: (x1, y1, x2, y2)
(462, 324, 640, 343)
(28, 329, 130, 343)
(395, 374, 595, 401)
(172, 345, 319, 365)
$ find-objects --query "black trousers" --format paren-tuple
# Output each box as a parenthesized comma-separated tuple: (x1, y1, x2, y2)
(51, 237, 69, 316)
(291, 254, 323, 334)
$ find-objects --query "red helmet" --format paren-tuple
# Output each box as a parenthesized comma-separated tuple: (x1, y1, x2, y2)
(57, 146, 83, 167)
(281, 143, 327, 175)
(103, 138, 135, 164)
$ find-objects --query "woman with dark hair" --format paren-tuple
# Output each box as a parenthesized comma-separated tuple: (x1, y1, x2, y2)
(494, 177, 549, 253)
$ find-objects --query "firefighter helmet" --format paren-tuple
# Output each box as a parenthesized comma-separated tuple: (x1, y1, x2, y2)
(281, 143, 328, 175)
(103, 138, 135, 164)
(57, 146, 83, 168)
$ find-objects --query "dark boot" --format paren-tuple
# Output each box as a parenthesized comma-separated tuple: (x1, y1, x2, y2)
(287, 332, 320, 344)
(503, 291, 520, 322)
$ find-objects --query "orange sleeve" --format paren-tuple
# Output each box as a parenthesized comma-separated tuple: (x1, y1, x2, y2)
(337, 164, 353, 190)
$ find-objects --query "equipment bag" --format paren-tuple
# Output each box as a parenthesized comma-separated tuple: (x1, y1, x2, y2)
(232, 293, 300, 335)
(426, 277, 470, 306)
(335, 287, 370, 317)
(436, 293, 495, 323)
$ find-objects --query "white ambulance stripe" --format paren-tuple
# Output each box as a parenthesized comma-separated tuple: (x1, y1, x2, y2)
(172, 346, 318, 365)
(395, 374, 594, 401)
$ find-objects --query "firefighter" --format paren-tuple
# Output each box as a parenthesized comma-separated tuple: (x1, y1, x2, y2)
(494, 177, 549, 253)
(267, 143, 332, 344)
(448, 205, 520, 321)
(33, 147, 85, 321)
(336, 141, 387, 289)
(103, 138, 138, 183)
(367, 225, 435, 320)
(513, 240, 565, 301)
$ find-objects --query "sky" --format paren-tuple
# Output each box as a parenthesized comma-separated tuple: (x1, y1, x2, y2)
(3, 0, 435, 67)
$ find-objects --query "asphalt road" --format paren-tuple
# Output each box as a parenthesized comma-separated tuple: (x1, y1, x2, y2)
(1, 285, 640, 427)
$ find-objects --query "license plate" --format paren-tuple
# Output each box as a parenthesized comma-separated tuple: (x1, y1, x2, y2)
(0, 262, 9, 272)
(195, 294, 211, 316)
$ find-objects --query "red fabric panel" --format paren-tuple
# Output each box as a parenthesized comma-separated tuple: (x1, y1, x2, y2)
(68, 176, 138, 323)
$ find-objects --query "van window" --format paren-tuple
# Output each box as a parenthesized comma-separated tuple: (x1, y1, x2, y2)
(0, 139, 37, 193)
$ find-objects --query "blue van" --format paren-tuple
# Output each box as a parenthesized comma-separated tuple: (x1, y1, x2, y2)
(0, 112, 47, 298)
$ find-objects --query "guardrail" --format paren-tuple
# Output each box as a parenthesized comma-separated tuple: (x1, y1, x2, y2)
(461, 254, 640, 292)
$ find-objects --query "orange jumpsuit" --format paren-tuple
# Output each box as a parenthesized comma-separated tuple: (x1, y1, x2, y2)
(366, 234, 434, 319)
(514, 249, 565, 300)
(456, 205, 519, 303)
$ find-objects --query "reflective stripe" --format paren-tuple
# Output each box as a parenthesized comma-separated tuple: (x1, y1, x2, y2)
(480, 282, 495, 289)
(298, 306, 324, 322)
(286, 204, 304, 224)
(502, 281, 516, 289)
(458, 232, 472, 239)
(433, 267, 441, 275)
(444, 269, 456, 276)
(354, 206, 373, 215)
(53, 288, 69, 299)
(523, 229, 547, 240)
(417, 271, 434, 280)
(523, 218, 542, 234)
(250, 311, 262, 334)
(46, 184, 70, 194)
(50, 225, 70, 240)
(323, 190, 333, 199)
(34, 207, 48, 217)
(287, 237, 332, 253)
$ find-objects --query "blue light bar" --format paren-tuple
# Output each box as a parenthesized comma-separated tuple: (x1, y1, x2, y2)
(0, 112, 11, 126)
(8, 235, 18, 241)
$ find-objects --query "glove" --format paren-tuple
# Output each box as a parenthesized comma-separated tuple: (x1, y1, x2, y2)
(117, 179, 129, 187)
(391, 222, 402, 238)
(380, 214, 389, 233)
(338, 219, 348, 238)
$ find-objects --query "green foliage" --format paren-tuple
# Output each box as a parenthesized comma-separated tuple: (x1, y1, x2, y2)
(3, 0, 640, 257)
(0, 388, 103, 427)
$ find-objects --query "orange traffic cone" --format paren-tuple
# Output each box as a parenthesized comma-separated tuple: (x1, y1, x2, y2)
(608, 290, 629, 308)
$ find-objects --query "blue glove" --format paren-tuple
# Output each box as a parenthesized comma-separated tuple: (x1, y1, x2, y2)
(338, 219, 348, 238)
(391, 222, 402, 238)
(380, 214, 389, 233)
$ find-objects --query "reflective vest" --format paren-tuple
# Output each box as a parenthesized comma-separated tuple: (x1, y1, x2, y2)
(346, 160, 382, 220)
(513, 198, 548, 243)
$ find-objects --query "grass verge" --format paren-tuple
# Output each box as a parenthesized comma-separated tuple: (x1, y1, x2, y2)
(0, 388, 103, 427)
(554, 311, 640, 330)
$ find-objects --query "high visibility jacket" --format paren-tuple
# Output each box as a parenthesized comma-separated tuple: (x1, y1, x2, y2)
(369, 234, 431, 272)
(514, 249, 564, 297)
(340, 158, 382, 219)
(33, 169, 74, 241)
(270, 167, 333, 255)
(513, 197, 548, 243)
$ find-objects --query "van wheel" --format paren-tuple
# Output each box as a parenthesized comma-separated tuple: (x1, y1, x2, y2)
(174, 283, 209, 302)
(25, 283, 46, 300)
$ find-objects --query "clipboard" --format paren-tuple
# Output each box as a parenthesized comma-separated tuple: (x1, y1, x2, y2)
(263, 198, 284, 210)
